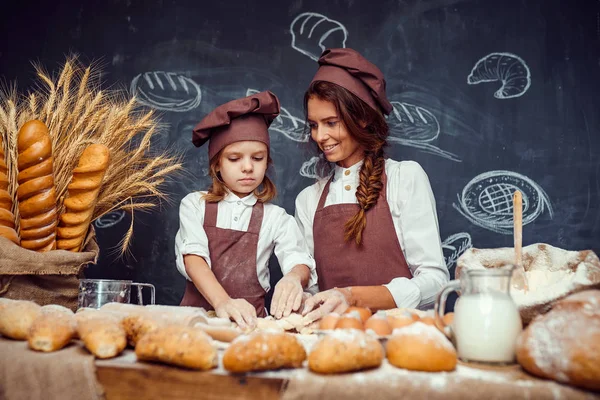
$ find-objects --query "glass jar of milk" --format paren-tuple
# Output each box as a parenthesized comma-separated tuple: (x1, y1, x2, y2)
(434, 266, 523, 365)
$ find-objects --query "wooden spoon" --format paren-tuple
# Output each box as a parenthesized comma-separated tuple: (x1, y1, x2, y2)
(513, 190, 528, 291)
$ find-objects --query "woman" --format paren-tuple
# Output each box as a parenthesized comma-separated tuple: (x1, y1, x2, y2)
(295, 48, 449, 323)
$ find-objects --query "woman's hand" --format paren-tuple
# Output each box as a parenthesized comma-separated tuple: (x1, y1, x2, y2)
(301, 288, 353, 323)
(214, 298, 257, 330)
(270, 274, 304, 319)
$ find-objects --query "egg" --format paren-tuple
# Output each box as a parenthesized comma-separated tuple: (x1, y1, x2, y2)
(335, 313, 364, 330)
(319, 313, 340, 330)
(344, 307, 372, 323)
(364, 315, 392, 336)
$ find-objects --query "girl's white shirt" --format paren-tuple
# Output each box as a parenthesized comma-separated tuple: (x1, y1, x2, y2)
(295, 159, 449, 310)
(175, 191, 317, 292)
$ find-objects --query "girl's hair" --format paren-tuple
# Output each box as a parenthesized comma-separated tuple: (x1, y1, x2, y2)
(202, 149, 277, 203)
(304, 80, 389, 245)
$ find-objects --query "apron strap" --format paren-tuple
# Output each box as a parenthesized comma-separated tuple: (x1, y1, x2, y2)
(316, 175, 335, 211)
(247, 202, 264, 234)
(204, 201, 218, 228)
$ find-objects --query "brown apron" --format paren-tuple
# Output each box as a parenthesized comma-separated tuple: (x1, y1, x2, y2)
(313, 170, 412, 290)
(180, 201, 267, 317)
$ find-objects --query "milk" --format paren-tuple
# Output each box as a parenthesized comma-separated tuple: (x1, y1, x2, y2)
(453, 292, 523, 363)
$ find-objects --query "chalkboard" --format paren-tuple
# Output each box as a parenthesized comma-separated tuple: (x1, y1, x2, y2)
(2, 0, 599, 308)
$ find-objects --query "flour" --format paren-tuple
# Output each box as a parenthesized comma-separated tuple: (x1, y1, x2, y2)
(510, 263, 592, 307)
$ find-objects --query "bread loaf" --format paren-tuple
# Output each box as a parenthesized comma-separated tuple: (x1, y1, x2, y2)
(0, 136, 19, 244)
(135, 325, 218, 370)
(28, 304, 76, 352)
(0, 300, 41, 339)
(223, 331, 306, 373)
(308, 329, 384, 374)
(516, 290, 600, 391)
(16, 120, 58, 252)
(386, 322, 457, 372)
(76, 310, 127, 358)
(57, 144, 110, 251)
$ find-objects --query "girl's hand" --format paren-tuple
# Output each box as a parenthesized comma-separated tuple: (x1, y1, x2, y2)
(214, 298, 257, 330)
(270, 274, 304, 319)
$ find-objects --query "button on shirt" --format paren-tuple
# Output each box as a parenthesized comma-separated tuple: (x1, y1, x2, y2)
(175, 192, 317, 292)
(295, 159, 449, 310)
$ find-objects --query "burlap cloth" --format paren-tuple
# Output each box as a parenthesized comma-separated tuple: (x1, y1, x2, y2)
(0, 337, 102, 400)
(0, 227, 99, 311)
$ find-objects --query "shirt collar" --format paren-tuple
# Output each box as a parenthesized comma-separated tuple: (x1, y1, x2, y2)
(223, 191, 258, 206)
(333, 159, 364, 182)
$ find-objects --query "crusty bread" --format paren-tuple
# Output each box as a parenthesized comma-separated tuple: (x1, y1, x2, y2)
(387, 322, 457, 372)
(0, 136, 19, 244)
(28, 305, 76, 352)
(75, 310, 127, 358)
(0, 300, 41, 339)
(223, 331, 306, 373)
(135, 325, 218, 370)
(308, 329, 384, 374)
(57, 144, 110, 251)
(16, 120, 58, 252)
(516, 290, 600, 391)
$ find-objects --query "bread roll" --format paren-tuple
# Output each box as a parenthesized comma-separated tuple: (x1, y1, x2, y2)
(135, 325, 218, 370)
(516, 290, 600, 391)
(0, 137, 19, 244)
(75, 310, 127, 358)
(57, 144, 110, 251)
(28, 305, 76, 352)
(0, 300, 41, 339)
(387, 322, 457, 372)
(308, 329, 384, 374)
(16, 120, 57, 252)
(223, 331, 306, 373)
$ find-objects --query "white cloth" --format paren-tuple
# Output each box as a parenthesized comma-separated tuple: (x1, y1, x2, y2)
(295, 159, 449, 310)
(175, 192, 317, 293)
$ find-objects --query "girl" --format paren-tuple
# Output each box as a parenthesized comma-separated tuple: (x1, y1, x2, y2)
(294, 49, 449, 323)
(175, 91, 316, 329)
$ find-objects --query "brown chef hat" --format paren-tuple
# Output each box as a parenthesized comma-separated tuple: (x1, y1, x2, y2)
(311, 48, 393, 115)
(192, 90, 281, 159)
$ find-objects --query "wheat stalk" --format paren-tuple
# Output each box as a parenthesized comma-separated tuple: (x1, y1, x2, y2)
(0, 56, 183, 254)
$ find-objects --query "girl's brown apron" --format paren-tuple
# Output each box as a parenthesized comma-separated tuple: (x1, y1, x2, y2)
(180, 201, 267, 317)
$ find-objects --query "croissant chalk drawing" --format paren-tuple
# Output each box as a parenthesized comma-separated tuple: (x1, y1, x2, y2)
(467, 52, 531, 99)
(290, 12, 348, 61)
(130, 72, 202, 112)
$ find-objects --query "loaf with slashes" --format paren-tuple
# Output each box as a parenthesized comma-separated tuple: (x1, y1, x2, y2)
(57, 143, 110, 251)
(16, 120, 58, 252)
(0, 136, 18, 244)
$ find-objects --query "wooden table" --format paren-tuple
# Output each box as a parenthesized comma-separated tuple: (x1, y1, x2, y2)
(1, 338, 598, 400)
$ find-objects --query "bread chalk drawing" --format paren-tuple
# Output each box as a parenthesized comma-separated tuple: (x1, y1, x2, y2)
(130, 72, 202, 112)
(467, 53, 531, 99)
(442, 232, 472, 271)
(290, 12, 348, 61)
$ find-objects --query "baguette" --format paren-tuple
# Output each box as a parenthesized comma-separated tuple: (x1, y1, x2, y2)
(16, 120, 58, 252)
(0, 300, 41, 339)
(75, 310, 127, 358)
(28, 304, 76, 352)
(57, 144, 110, 251)
(0, 136, 18, 244)
(135, 325, 218, 370)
